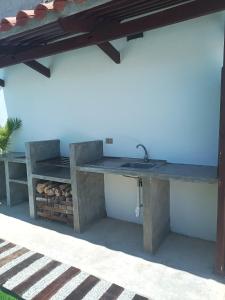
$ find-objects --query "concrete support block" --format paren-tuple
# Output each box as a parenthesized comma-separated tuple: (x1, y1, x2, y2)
(0, 161, 6, 203)
(9, 182, 28, 206)
(4, 161, 10, 207)
(26, 139, 60, 218)
(26, 139, 60, 174)
(70, 140, 106, 232)
(71, 140, 103, 165)
(143, 177, 170, 253)
(0, 155, 28, 207)
(74, 171, 106, 232)
(8, 162, 27, 181)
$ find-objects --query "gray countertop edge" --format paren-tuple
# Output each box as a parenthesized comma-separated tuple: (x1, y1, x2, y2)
(0, 152, 26, 163)
(31, 174, 71, 184)
(76, 162, 218, 184)
(0, 153, 218, 184)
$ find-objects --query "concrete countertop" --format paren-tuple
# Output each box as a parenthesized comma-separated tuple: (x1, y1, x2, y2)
(0, 152, 26, 163)
(77, 157, 218, 183)
(0, 153, 218, 183)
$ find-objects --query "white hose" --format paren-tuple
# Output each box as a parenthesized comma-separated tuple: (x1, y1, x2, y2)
(135, 178, 143, 218)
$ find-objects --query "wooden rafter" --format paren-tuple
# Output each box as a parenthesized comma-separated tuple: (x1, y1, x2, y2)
(0, 0, 224, 68)
(59, 16, 97, 33)
(24, 61, 51, 78)
(216, 30, 225, 275)
(127, 33, 144, 42)
(98, 42, 120, 64)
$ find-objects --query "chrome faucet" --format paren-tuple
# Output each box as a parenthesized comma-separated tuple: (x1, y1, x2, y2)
(136, 144, 149, 162)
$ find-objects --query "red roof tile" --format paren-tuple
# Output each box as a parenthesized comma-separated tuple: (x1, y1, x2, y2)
(54, 0, 68, 12)
(1, 17, 17, 31)
(16, 10, 35, 26)
(0, 0, 87, 32)
(34, 3, 54, 20)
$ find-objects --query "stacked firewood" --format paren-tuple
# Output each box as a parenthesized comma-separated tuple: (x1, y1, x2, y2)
(36, 181, 73, 225)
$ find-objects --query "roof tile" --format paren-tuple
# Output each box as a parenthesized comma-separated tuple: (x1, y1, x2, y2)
(34, 3, 55, 20)
(0, 0, 88, 32)
(0, 17, 17, 31)
(53, 0, 69, 12)
(16, 10, 35, 26)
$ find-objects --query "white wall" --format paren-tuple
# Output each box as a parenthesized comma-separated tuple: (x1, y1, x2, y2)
(1, 12, 224, 241)
(170, 180, 218, 241)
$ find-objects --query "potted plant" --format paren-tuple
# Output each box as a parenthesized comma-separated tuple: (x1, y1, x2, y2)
(0, 118, 22, 154)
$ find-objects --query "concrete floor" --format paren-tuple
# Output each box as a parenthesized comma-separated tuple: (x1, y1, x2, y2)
(0, 202, 224, 300)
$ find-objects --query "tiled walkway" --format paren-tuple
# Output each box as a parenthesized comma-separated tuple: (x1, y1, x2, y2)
(0, 240, 148, 300)
(0, 203, 224, 300)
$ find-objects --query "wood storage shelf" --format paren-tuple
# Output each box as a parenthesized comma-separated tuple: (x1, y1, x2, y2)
(26, 139, 107, 233)
(35, 181, 73, 226)
(0, 152, 28, 207)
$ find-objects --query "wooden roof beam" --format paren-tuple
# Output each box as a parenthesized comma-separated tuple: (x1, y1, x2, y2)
(24, 60, 51, 78)
(215, 27, 225, 276)
(98, 42, 120, 64)
(0, 0, 224, 68)
(59, 17, 97, 33)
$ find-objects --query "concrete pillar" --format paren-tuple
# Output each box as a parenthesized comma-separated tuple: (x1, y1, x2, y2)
(26, 139, 60, 218)
(0, 161, 6, 203)
(70, 140, 106, 232)
(142, 177, 170, 253)
(4, 160, 10, 206)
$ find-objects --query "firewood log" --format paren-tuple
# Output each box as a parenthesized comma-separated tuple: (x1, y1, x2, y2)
(36, 197, 47, 203)
(58, 196, 66, 203)
(59, 184, 69, 190)
(44, 185, 52, 194)
(43, 183, 58, 196)
(66, 197, 72, 203)
(45, 188, 55, 197)
(54, 196, 60, 204)
(36, 182, 49, 194)
(64, 186, 71, 197)
(65, 191, 71, 197)
(55, 188, 62, 197)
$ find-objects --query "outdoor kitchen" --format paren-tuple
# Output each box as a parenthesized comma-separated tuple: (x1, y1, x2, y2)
(0, 137, 218, 255)
(0, 0, 224, 299)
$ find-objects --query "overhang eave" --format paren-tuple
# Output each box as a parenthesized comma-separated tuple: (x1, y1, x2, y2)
(0, 0, 224, 70)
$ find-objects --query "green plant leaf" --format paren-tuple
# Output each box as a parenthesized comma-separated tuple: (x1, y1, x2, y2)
(0, 118, 22, 152)
(6, 118, 22, 135)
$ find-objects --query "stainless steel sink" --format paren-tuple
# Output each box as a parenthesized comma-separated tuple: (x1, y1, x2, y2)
(121, 162, 156, 169)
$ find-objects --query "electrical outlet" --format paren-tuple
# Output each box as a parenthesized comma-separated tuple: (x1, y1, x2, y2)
(105, 138, 113, 144)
